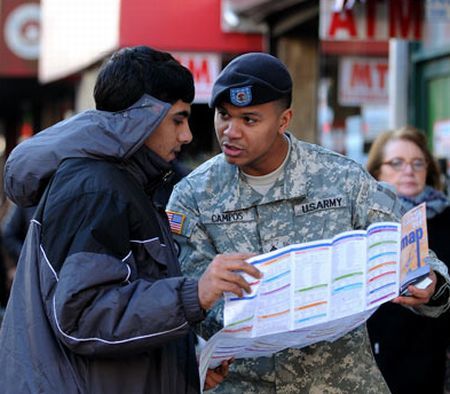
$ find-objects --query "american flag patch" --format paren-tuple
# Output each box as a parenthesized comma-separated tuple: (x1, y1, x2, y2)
(166, 210, 186, 235)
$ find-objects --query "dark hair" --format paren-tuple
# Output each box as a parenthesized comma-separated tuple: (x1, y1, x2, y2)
(94, 46, 195, 111)
(366, 126, 442, 190)
(276, 94, 292, 111)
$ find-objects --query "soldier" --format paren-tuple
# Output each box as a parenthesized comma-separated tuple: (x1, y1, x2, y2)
(167, 52, 450, 393)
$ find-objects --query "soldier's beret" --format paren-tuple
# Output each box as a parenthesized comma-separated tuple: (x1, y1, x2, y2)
(209, 52, 292, 108)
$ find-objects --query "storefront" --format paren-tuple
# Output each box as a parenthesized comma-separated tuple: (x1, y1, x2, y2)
(318, 0, 424, 162)
(411, 2, 450, 178)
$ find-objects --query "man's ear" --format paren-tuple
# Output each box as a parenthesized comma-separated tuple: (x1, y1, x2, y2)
(278, 108, 293, 134)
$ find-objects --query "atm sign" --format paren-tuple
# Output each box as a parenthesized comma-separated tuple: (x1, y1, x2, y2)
(338, 57, 389, 106)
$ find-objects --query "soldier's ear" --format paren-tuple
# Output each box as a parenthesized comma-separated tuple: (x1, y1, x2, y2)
(278, 108, 292, 134)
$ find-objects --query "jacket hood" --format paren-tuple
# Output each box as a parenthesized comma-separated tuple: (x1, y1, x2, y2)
(4, 94, 171, 207)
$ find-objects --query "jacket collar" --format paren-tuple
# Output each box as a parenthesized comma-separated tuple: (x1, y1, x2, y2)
(123, 146, 174, 196)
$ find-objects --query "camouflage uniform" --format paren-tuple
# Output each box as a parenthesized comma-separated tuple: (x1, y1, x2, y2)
(167, 133, 450, 393)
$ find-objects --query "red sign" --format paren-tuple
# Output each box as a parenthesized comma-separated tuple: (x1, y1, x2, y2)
(119, 0, 262, 53)
(338, 57, 389, 106)
(0, 0, 39, 76)
(320, 0, 424, 41)
(173, 52, 220, 104)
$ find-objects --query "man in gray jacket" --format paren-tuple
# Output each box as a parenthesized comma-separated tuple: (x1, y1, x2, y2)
(0, 46, 261, 393)
(167, 52, 450, 393)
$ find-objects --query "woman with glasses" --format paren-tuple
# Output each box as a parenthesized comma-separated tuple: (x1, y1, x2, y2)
(366, 126, 450, 394)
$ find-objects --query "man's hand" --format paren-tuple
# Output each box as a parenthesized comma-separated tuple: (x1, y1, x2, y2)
(392, 269, 437, 307)
(204, 359, 233, 391)
(198, 253, 262, 310)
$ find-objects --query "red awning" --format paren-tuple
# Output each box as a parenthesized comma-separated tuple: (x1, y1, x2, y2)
(119, 0, 262, 53)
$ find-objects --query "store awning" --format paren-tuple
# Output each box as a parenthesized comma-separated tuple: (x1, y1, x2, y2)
(39, 0, 263, 83)
(224, 0, 318, 38)
(227, 0, 308, 22)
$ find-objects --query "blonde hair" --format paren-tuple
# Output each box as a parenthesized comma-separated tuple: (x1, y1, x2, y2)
(366, 126, 442, 190)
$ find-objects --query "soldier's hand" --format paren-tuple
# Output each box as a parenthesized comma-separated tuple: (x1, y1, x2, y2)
(204, 359, 234, 391)
(392, 269, 437, 307)
(198, 253, 262, 310)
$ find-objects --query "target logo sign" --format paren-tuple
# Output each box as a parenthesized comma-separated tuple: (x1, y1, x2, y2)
(4, 3, 40, 60)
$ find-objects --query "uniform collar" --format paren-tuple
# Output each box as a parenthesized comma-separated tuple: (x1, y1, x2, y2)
(221, 132, 308, 212)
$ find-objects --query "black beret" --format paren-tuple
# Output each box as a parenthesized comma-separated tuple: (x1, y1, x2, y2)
(209, 52, 292, 108)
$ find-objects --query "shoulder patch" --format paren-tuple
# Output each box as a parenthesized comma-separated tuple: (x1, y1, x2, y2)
(166, 210, 186, 235)
(373, 182, 405, 217)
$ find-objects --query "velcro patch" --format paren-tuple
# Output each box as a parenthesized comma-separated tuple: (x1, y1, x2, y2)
(166, 210, 186, 235)
(294, 196, 346, 215)
(230, 86, 252, 106)
(202, 209, 256, 224)
(374, 182, 405, 216)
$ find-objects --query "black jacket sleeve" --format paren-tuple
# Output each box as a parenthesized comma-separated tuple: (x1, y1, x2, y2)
(41, 189, 204, 357)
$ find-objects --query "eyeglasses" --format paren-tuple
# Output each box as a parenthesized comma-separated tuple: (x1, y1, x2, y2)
(381, 158, 427, 172)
